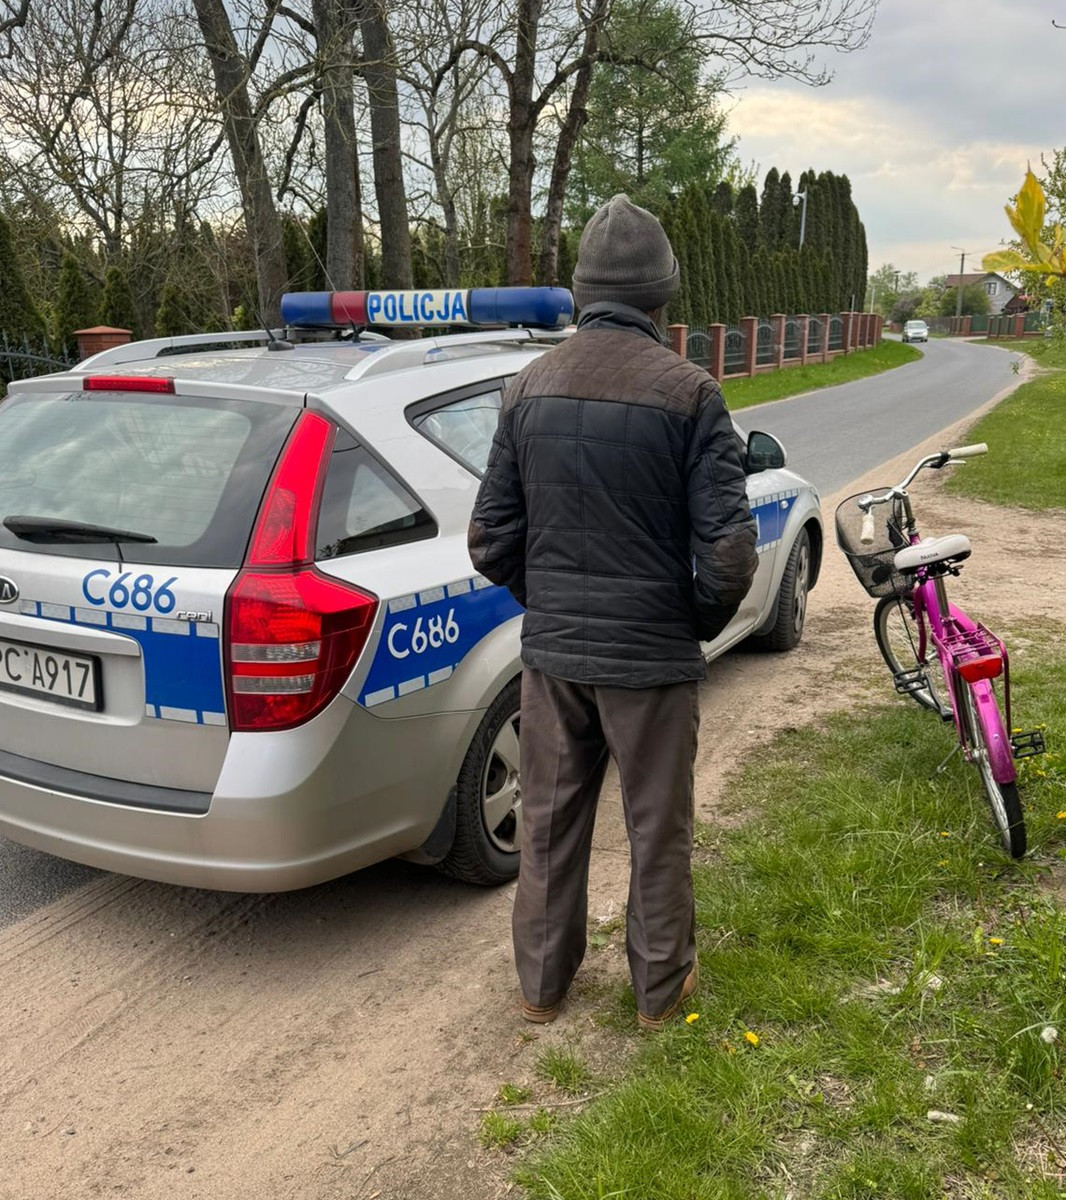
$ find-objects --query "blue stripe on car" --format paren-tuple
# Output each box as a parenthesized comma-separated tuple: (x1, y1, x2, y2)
(18, 601, 225, 725)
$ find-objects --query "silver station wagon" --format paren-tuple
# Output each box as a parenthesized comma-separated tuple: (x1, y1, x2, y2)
(0, 288, 822, 891)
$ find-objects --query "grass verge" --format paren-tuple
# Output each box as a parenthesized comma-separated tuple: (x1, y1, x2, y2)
(946, 366, 1066, 510)
(976, 338, 1066, 369)
(722, 341, 922, 411)
(513, 637, 1066, 1199)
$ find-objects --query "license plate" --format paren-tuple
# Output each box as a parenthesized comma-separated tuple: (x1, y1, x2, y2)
(0, 636, 101, 711)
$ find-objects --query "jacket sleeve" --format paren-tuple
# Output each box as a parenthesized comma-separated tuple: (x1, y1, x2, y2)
(685, 383, 759, 642)
(467, 402, 527, 606)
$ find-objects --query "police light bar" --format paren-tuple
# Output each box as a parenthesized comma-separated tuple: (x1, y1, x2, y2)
(280, 287, 574, 330)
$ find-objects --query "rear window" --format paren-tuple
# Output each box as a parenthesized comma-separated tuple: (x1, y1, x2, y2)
(0, 390, 296, 567)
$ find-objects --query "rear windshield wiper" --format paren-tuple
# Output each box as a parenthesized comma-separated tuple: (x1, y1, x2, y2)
(2, 516, 158, 545)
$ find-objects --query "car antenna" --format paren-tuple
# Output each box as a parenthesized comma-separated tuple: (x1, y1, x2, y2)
(255, 307, 293, 352)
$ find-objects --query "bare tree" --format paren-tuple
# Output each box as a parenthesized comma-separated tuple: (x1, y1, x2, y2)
(435, 0, 880, 285)
(356, 0, 413, 288)
(191, 0, 289, 322)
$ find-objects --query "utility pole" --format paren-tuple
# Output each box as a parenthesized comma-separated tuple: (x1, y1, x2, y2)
(951, 246, 967, 317)
(794, 191, 808, 248)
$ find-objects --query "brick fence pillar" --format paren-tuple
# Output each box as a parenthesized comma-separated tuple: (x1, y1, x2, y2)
(858, 312, 870, 348)
(740, 315, 758, 376)
(770, 314, 786, 368)
(840, 312, 854, 354)
(818, 313, 831, 362)
(798, 315, 811, 364)
(74, 326, 132, 361)
(667, 323, 688, 358)
(708, 323, 726, 380)
(962, 315, 972, 337)
(1013, 313, 1026, 338)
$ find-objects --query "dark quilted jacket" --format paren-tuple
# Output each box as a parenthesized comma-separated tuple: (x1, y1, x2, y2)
(468, 302, 759, 687)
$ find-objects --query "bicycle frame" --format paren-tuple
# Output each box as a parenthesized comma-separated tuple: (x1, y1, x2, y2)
(898, 521, 1017, 787)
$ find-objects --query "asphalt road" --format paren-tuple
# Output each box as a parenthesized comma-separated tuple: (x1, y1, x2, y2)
(0, 337, 1026, 926)
(730, 336, 1023, 496)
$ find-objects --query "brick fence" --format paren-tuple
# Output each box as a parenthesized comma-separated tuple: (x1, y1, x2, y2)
(669, 312, 884, 379)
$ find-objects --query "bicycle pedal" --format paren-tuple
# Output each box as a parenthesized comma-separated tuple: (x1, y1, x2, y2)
(1011, 730, 1047, 759)
(893, 667, 929, 696)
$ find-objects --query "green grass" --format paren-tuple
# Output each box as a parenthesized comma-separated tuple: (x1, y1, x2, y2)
(514, 640, 1066, 1199)
(946, 367, 1066, 510)
(977, 338, 1066, 369)
(536, 1047, 594, 1095)
(722, 341, 922, 411)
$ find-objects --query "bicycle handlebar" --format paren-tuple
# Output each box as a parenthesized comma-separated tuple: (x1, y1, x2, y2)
(946, 442, 988, 459)
(857, 443, 989, 526)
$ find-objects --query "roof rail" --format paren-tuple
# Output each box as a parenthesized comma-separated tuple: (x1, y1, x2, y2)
(76, 330, 286, 371)
(344, 327, 567, 382)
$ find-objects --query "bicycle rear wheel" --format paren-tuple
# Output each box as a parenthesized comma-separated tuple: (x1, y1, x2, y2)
(962, 682, 1025, 859)
(873, 594, 946, 716)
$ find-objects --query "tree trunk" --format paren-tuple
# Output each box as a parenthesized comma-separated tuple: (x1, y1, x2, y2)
(313, 0, 359, 289)
(358, 0, 412, 289)
(535, 0, 606, 287)
(191, 0, 287, 324)
(506, 0, 541, 285)
(428, 113, 461, 286)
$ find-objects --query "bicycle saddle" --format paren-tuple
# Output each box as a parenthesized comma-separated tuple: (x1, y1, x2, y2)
(894, 534, 972, 572)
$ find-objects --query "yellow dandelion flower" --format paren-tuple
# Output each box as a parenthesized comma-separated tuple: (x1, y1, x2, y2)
(1057, 812, 1066, 820)
(937, 859, 950, 867)
(685, 1012, 700, 1024)
(744, 1031, 760, 1047)
(989, 937, 1004, 946)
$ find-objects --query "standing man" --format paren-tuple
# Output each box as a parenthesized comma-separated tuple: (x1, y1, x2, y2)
(468, 195, 758, 1030)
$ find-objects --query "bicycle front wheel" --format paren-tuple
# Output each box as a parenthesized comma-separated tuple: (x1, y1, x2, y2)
(873, 593, 945, 716)
(963, 683, 1025, 859)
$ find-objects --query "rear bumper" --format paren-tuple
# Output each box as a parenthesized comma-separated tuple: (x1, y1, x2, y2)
(0, 700, 482, 892)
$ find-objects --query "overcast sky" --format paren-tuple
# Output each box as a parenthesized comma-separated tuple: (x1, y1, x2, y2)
(725, 0, 1063, 286)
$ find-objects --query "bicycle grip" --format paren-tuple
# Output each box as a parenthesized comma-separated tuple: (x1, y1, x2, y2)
(946, 442, 988, 459)
(860, 510, 876, 545)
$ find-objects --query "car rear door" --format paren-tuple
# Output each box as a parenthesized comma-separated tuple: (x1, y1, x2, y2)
(0, 381, 296, 795)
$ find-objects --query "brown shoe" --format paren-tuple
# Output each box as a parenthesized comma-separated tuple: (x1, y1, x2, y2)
(636, 962, 700, 1031)
(521, 998, 562, 1024)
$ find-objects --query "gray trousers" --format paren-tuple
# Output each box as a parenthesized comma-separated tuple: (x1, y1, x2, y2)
(512, 667, 699, 1016)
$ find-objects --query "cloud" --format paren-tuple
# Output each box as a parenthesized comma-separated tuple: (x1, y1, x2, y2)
(719, 0, 1065, 281)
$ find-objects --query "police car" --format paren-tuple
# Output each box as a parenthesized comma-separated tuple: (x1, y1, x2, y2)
(0, 287, 822, 892)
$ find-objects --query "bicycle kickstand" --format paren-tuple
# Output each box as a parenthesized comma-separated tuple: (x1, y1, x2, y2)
(932, 742, 961, 776)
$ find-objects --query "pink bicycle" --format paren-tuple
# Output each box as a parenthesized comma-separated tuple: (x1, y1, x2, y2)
(836, 444, 1045, 858)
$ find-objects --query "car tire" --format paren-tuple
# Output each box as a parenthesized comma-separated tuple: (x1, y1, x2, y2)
(750, 528, 810, 652)
(438, 677, 522, 886)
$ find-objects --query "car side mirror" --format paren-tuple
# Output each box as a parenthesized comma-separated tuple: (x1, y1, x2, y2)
(745, 430, 787, 473)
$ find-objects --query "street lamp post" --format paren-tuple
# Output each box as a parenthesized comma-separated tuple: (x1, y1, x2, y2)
(793, 191, 808, 249)
(951, 246, 968, 317)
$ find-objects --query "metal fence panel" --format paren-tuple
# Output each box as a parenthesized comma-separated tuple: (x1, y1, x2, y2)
(828, 315, 843, 351)
(783, 319, 802, 360)
(0, 332, 74, 387)
(755, 321, 776, 366)
(722, 326, 746, 376)
(686, 329, 710, 370)
(807, 317, 823, 355)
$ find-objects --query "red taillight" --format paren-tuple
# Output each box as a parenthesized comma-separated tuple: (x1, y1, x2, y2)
(225, 411, 379, 732)
(247, 410, 334, 565)
(958, 654, 1003, 683)
(83, 375, 175, 393)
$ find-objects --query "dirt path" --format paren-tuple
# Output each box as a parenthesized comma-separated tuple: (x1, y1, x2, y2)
(3, 376, 1064, 1200)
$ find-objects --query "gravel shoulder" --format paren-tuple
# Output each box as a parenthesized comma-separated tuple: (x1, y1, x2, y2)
(3, 371, 1064, 1200)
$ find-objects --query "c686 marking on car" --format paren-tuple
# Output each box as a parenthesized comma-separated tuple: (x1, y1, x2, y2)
(0, 286, 821, 892)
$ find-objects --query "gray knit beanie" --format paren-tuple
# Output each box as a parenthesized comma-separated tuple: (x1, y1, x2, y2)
(572, 194, 680, 312)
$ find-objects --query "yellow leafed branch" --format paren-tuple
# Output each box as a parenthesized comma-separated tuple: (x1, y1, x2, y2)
(984, 169, 1066, 282)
